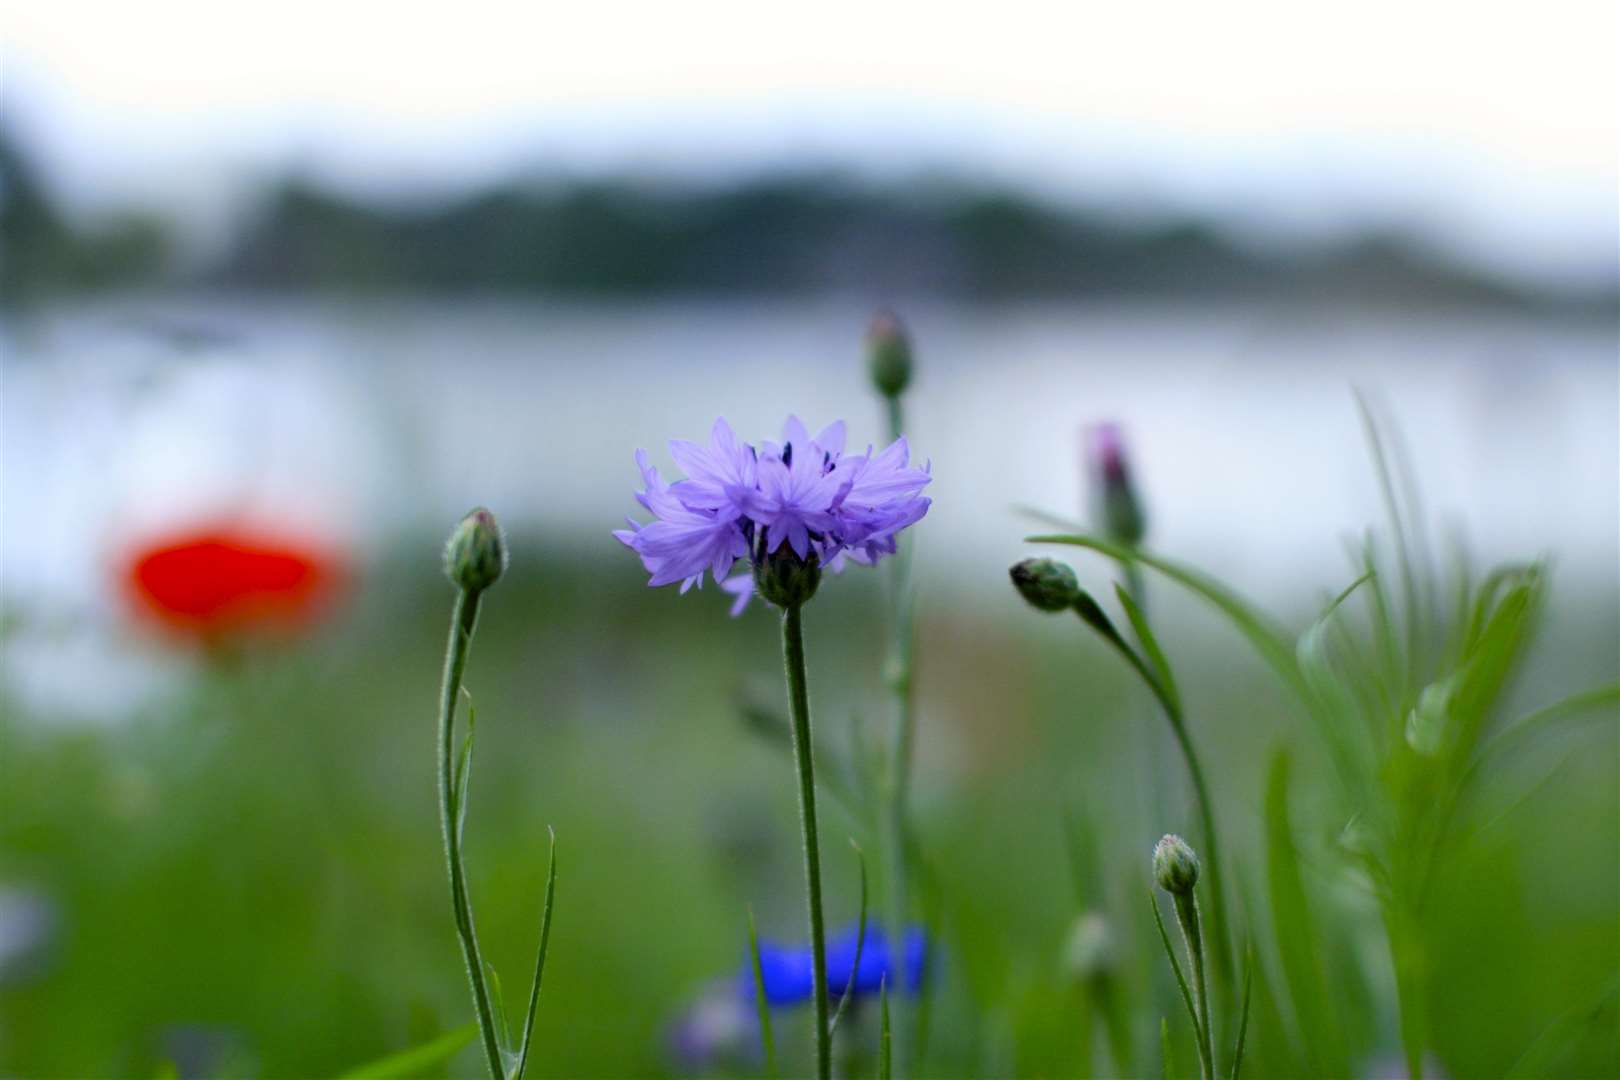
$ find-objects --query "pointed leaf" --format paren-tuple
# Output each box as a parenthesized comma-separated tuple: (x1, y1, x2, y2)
(1029, 533, 1307, 703)
(514, 827, 558, 1080)
(829, 840, 870, 1039)
(1116, 583, 1181, 714)
(337, 1025, 477, 1079)
(746, 905, 777, 1079)
(1229, 943, 1253, 1080)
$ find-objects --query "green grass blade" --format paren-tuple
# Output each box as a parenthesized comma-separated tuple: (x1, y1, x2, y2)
(1029, 533, 1307, 702)
(879, 975, 892, 1080)
(337, 1024, 477, 1079)
(1116, 582, 1182, 714)
(747, 906, 777, 1078)
(1160, 1017, 1175, 1080)
(1505, 971, 1619, 1078)
(828, 840, 870, 1040)
(484, 960, 511, 1057)
(1462, 683, 1620, 793)
(513, 827, 558, 1080)
(1355, 390, 1425, 677)
(1150, 891, 1208, 1077)
(1264, 750, 1346, 1076)
(1229, 943, 1253, 1080)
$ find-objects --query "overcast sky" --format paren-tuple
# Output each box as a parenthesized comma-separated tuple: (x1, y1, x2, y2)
(3, 0, 1615, 286)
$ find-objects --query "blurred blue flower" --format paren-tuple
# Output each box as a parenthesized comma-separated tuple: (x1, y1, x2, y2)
(743, 923, 928, 1006)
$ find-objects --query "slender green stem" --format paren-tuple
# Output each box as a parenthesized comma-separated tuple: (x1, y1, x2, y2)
(782, 603, 831, 1080)
(438, 588, 505, 1080)
(880, 389, 916, 1076)
(1173, 892, 1215, 1080)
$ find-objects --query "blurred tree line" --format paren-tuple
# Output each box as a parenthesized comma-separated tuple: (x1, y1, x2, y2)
(1, 122, 1608, 311)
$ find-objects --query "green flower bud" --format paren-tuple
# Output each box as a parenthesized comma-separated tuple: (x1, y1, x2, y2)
(754, 548, 822, 609)
(866, 309, 912, 399)
(1010, 557, 1082, 613)
(1065, 911, 1116, 982)
(444, 507, 507, 593)
(1153, 834, 1200, 896)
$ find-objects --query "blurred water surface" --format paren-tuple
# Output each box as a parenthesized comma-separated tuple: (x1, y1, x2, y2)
(4, 295, 1616, 711)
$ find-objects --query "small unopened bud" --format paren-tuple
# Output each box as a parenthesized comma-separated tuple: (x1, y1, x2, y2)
(1065, 911, 1116, 982)
(444, 508, 507, 593)
(1153, 834, 1200, 895)
(1010, 558, 1081, 612)
(866, 309, 912, 399)
(1088, 423, 1146, 548)
(754, 548, 822, 609)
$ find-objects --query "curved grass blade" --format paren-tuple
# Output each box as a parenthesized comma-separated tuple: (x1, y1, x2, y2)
(337, 1024, 477, 1080)
(513, 827, 558, 1080)
(829, 840, 870, 1040)
(484, 961, 512, 1057)
(1229, 943, 1253, 1080)
(1029, 534, 1307, 703)
(1160, 1018, 1175, 1080)
(1505, 971, 1619, 1079)
(879, 975, 892, 1080)
(1150, 891, 1208, 1079)
(1264, 750, 1346, 1077)
(1116, 583, 1182, 714)
(747, 906, 777, 1079)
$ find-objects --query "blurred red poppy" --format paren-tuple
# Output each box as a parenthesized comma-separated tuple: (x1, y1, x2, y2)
(122, 524, 345, 642)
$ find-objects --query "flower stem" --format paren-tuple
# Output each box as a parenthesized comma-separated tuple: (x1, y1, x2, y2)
(781, 603, 831, 1080)
(880, 391, 916, 1075)
(438, 587, 505, 1080)
(1173, 892, 1215, 1080)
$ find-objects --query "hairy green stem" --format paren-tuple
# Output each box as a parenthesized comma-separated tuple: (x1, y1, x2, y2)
(438, 587, 506, 1080)
(782, 603, 831, 1080)
(1173, 892, 1215, 1080)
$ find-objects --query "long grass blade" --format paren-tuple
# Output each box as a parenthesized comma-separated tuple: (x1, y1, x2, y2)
(513, 827, 558, 1080)
(747, 906, 777, 1079)
(1116, 583, 1182, 714)
(1160, 1017, 1175, 1080)
(1229, 943, 1253, 1080)
(828, 840, 870, 1039)
(1460, 683, 1620, 797)
(337, 1025, 478, 1079)
(1029, 534, 1307, 702)
(1264, 750, 1346, 1076)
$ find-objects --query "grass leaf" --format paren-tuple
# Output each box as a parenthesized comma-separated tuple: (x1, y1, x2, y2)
(1229, 943, 1254, 1080)
(513, 827, 558, 1080)
(336, 1024, 477, 1079)
(1160, 1017, 1175, 1080)
(1029, 533, 1307, 703)
(747, 906, 777, 1079)
(1116, 582, 1182, 714)
(828, 840, 869, 1040)
(1264, 749, 1346, 1076)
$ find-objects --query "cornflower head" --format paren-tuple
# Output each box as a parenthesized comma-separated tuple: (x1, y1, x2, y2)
(742, 923, 929, 1007)
(615, 416, 931, 613)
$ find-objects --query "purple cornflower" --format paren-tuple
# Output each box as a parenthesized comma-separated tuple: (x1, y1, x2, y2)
(617, 416, 930, 613)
